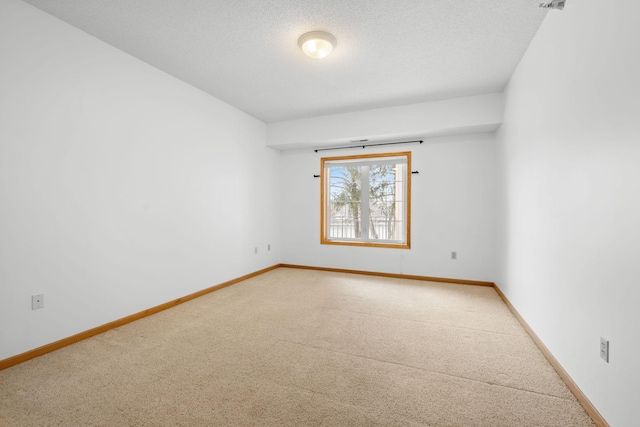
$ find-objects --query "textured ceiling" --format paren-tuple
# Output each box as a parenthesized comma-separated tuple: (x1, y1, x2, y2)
(23, 0, 547, 123)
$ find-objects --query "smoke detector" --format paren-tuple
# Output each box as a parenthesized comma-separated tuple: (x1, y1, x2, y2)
(539, 0, 565, 10)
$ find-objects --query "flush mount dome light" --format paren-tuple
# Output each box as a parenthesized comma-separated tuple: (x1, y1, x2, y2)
(298, 31, 336, 59)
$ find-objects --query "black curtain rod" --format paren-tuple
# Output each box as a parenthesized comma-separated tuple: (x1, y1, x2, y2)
(314, 140, 423, 153)
(313, 171, 418, 178)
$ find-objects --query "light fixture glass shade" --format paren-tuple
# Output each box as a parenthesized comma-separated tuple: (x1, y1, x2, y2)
(298, 31, 336, 59)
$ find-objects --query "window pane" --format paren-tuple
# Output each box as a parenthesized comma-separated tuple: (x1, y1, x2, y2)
(329, 166, 362, 239)
(368, 163, 403, 241)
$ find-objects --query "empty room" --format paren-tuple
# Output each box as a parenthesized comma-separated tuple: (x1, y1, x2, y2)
(0, 0, 638, 426)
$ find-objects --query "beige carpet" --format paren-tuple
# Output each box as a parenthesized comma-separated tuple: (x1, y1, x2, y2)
(0, 268, 595, 426)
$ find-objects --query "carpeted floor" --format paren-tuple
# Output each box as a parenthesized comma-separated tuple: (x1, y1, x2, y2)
(0, 268, 595, 426)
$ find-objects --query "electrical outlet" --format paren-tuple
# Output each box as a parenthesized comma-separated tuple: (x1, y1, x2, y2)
(451, 251, 457, 260)
(32, 294, 44, 310)
(600, 337, 609, 363)
(254, 247, 258, 254)
(268, 244, 271, 251)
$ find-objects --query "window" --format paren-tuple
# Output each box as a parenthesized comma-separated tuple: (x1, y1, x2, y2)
(321, 151, 411, 248)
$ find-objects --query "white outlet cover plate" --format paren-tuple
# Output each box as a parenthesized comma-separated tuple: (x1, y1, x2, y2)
(600, 337, 609, 363)
(32, 294, 44, 310)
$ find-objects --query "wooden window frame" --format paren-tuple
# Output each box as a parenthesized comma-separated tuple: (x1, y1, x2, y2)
(320, 151, 411, 249)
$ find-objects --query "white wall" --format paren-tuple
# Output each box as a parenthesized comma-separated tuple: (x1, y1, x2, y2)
(267, 93, 503, 150)
(496, 1, 640, 425)
(0, 0, 280, 361)
(281, 133, 497, 282)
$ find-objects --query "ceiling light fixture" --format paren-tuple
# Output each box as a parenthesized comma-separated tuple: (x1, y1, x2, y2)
(298, 31, 336, 59)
